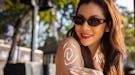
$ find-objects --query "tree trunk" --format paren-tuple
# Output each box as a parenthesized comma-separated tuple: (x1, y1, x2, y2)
(7, 7, 32, 64)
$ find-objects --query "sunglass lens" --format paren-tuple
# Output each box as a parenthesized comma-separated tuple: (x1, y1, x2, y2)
(88, 18, 101, 26)
(73, 16, 84, 25)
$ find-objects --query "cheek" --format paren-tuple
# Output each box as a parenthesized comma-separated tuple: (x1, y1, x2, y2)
(95, 25, 106, 36)
(75, 25, 80, 34)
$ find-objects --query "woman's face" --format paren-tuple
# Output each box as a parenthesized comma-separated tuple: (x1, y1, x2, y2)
(75, 2, 107, 48)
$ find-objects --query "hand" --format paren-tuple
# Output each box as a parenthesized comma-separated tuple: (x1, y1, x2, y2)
(68, 66, 103, 75)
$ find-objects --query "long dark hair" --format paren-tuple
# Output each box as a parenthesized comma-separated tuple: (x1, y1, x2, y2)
(67, 0, 125, 75)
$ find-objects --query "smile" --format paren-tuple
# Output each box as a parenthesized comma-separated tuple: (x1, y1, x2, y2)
(81, 33, 93, 39)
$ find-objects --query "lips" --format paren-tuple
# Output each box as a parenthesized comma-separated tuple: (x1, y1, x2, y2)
(81, 33, 93, 39)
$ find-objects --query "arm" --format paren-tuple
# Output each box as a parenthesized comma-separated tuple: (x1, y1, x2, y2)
(56, 37, 84, 75)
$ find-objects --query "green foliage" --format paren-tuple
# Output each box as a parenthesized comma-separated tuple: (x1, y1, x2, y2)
(38, 0, 79, 24)
(0, 1, 29, 35)
(117, 2, 135, 55)
(125, 26, 135, 53)
(3, 1, 28, 18)
(0, 0, 134, 60)
(39, 10, 53, 23)
(38, 0, 79, 45)
(118, 4, 135, 62)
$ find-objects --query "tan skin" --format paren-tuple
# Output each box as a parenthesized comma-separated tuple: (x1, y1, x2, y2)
(56, 37, 84, 75)
(56, 2, 108, 75)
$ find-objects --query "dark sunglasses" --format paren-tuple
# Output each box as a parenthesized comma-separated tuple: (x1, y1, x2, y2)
(72, 16, 106, 26)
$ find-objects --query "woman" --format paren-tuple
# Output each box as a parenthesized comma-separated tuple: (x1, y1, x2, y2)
(56, 0, 126, 75)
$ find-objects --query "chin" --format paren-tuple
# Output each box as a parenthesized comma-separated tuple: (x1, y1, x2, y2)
(80, 41, 91, 47)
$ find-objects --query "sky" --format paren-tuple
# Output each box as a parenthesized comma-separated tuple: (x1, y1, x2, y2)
(116, 0, 134, 12)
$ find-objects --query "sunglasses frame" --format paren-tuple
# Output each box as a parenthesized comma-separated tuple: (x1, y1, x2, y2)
(72, 15, 106, 26)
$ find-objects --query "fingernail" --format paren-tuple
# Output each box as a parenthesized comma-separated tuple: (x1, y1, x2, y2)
(70, 70, 76, 74)
(67, 68, 72, 72)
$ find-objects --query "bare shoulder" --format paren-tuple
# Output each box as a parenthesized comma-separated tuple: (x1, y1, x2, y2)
(63, 36, 80, 49)
(56, 36, 84, 75)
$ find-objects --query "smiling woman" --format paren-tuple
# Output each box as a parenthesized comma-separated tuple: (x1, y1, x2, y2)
(56, 0, 126, 75)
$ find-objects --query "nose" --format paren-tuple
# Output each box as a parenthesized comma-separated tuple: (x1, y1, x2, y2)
(81, 21, 91, 31)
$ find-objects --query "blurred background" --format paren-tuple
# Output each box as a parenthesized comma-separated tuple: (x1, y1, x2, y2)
(0, 0, 134, 75)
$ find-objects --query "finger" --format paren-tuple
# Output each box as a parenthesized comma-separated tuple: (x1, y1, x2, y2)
(72, 66, 83, 70)
(70, 67, 89, 75)
(70, 70, 80, 75)
(71, 67, 99, 75)
(70, 66, 103, 75)
(75, 66, 103, 75)
(72, 66, 92, 73)
(68, 67, 81, 75)
(83, 68, 103, 75)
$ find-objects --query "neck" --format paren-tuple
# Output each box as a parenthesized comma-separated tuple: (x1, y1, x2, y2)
(88, 42, 100, 58)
